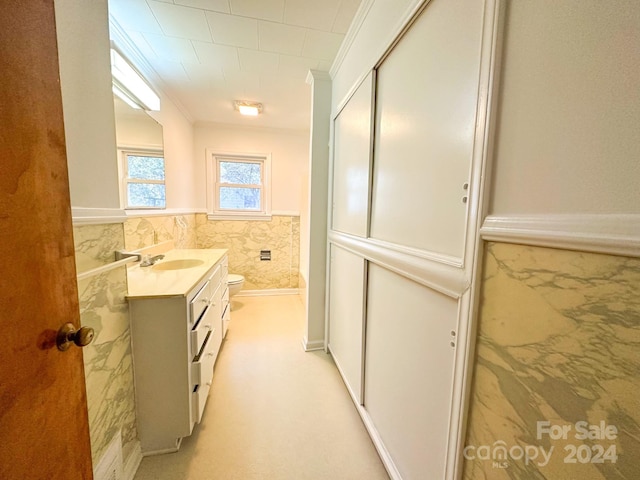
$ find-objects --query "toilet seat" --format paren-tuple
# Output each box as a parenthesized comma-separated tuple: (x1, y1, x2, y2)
(228, 274, 244, 285)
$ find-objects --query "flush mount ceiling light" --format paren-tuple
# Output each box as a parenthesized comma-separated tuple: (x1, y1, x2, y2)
(234, 100, 263, 116)
(110, 48, 160, 112)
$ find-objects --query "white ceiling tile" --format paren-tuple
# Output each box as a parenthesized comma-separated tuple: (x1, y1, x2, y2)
(125, 31, 159, 61)
(302, 30, 344, 61)
(174, 0, 230, 13)
(147, 1, 212, 42)
(109, 0, 163, 34)
(238, 48, 279, 75)
(143, 33, 200, 63)
(278, 54, 319, 79)
(284, 0, 341, 31)
(258, 21, 306, 56)
(192, 41, 240, 70)
(182, 62, 225, 88)
(222, 71, 261, 99)
(230, 0, 284, 22)
(332, 0, 360, 34)
(149, 59, 190, 86)
(206, 12, 258, 49)
(316, 59, 334, 71)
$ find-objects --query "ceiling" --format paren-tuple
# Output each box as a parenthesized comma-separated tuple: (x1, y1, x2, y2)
(108, 0, 361, 130)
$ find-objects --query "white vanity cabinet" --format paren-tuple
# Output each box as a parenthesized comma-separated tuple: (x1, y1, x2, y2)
(127, 252, 229, 455)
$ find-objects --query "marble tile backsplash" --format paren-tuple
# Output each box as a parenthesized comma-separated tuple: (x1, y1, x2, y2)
(196, 214, 300, 290)
(73, 223, 138, 466)
(124, 214, 197, 250)
(463, 242, 640, 479)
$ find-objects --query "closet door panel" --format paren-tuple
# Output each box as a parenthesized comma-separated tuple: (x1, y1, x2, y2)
(328, 245, 366, 402)
(369, 0, 485, 259)
(332, 72, 374, 237)
(364, 263, 457, 479)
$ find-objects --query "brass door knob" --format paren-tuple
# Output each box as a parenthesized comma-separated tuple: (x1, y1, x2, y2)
(56, 322, 95, 351)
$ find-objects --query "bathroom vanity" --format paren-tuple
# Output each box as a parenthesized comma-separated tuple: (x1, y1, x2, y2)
(126, 249, 229, 454)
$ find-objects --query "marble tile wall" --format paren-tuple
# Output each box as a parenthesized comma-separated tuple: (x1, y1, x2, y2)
(195, 214, 300, 290)
(463, 242, 640, 479)
(72, 224, 138, 466)
(124, 213, 197, 251)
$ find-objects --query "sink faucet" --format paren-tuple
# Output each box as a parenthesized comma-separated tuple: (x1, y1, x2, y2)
(140, 254, 165, 267)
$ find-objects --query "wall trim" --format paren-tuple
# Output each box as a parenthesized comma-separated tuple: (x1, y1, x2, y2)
(125, 208, 205, 218)
(328, 231, 469, 299)
(122, 441, 142, 480)
(329, 0, 375, 79)
(72, 207, 127, 225)
(272, 210, 300, 217)
(235, 288, 300, 297)
(301, 337, 325, 352)
(480, 214, 640, 258)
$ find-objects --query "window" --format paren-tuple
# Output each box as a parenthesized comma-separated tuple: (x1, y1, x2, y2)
(207, 151, 271, 219)
(122, 150, 166, 209)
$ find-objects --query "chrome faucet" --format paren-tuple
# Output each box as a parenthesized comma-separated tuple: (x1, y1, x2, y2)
(140, 254, 165, 267)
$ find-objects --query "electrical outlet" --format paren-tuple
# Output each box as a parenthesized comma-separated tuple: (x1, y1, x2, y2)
(260, 250, 271, 261)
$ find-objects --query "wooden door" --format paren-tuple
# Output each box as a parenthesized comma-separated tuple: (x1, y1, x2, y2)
(0, 1, 93, 479)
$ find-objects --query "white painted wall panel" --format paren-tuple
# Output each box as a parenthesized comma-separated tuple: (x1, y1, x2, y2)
(55, 0, 120, 209)
(328, 245, 366, 402)
(365, 263, 457, 480)
(332, 72, 374, 237)
(369, 0, 484, 258)
(194, 124, 309, 213)
(490, 0, 640, 215)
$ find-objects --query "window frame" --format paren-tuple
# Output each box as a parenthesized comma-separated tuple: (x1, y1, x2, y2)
(120, 147, 166, 210)
(206, 150, 272, 220)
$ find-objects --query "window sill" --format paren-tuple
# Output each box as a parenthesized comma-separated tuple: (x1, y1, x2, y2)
(207, 213, 272, 221)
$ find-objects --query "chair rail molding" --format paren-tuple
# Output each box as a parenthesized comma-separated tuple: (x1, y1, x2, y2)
(481, 213, 640, 258)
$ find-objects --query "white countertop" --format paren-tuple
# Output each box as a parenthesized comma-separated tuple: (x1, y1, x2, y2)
(126, 248, 227, 299)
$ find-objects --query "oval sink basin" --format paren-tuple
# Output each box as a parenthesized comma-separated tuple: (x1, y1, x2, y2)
(152, 259, 205, 271)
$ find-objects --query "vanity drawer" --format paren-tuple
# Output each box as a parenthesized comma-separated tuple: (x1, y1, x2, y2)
(192, 381, 211, 424)
(190, 311, 214, 358)
(190, 281, 210, 326)
(191, 336, 216, 387)
(222, 297, 230, 338)
(207, 264, 221, 294)
(220, 258, 228, 283)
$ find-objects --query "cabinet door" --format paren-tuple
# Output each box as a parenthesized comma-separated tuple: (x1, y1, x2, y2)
(365, 264, 457, 479)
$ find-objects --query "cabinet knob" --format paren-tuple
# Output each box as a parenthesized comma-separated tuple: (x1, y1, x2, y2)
(205, 324, 213, 330)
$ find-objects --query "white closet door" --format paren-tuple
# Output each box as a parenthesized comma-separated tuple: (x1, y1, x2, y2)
(365, 263, 457, 479)
(328, 245, 366, 402)
(332, 72, 374, 237)
(369, 0, 485, 260)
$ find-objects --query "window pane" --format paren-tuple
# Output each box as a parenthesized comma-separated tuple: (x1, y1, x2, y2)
(219, 161, 261, 185)
(128, 183, 166, 208)
(128, 155, 165, 180)
(219, 187, 261, 210)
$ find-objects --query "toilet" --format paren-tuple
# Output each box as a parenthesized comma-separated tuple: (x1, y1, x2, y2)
(227, 274, 245, 298)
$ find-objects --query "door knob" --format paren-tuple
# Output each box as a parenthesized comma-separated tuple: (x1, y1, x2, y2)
(56, 322, 95, 351)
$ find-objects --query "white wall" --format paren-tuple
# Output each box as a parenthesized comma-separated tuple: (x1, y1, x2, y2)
(55, 0, 120, 209)
(489, 0, 640, 215)
(149, 97, 197, 210)
(193, 124, 309, 213)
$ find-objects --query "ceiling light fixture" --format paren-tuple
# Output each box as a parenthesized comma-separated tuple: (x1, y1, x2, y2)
(234, 100, 263, 116)
(110, 48, 160, 112)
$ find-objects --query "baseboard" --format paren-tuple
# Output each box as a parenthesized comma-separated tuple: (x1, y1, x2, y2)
(301, 337, 325, 352)
(481, 214, 640, 258)
(235, 288, 300, 297)
(122, 441, 142, 480)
